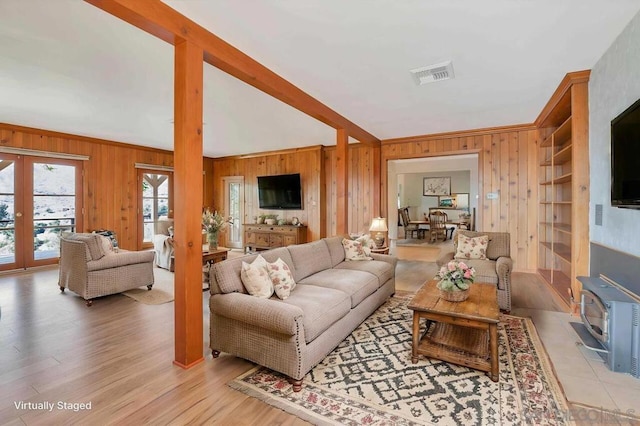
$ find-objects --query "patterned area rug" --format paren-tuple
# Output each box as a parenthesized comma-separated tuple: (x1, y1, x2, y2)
(229, 296, 571, 425)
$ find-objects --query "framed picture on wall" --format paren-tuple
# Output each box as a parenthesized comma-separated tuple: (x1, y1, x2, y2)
(423, 177, 451, 196)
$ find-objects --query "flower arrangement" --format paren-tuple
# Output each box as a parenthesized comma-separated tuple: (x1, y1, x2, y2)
(436, 260, 476, 292)
(202, 209, 232, 234)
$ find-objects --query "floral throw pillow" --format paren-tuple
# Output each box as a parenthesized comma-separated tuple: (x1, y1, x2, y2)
(455, 234, 489, 260)
(355, 234, 376, 256)
(267, 258, 297, 300)
(240, 255, 274, 299)
(342, 238, 373, 261)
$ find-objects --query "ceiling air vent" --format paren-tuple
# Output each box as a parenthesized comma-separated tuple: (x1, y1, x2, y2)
(410, 61, 454, 85)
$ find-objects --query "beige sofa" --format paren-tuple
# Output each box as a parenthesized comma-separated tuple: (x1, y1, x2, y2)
(59, 232, 155, 306)
(209, 236, 397, 391)
(437, 230, 512, 311)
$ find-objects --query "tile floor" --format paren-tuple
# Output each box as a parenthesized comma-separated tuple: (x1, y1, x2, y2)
(512, 307, 640, 422)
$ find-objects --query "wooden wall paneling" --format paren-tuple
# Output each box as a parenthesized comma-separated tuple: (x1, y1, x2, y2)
(212, 147, 323, 242)
(335, 129, 348, 236)
(0, 123, 174, 251)
(526, 130, 539, 272)
(380, 125, 538, 272)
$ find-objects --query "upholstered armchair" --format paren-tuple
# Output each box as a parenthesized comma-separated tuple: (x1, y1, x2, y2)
(59, 232, 155, 306)
(153, 218, 174, 271)
(436, 230, 512, 311)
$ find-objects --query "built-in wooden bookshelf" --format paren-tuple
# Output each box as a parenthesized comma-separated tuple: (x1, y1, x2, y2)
(536, 70, 590, 312)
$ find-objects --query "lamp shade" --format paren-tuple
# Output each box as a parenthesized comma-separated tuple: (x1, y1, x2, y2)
(369, 217, 388, 232)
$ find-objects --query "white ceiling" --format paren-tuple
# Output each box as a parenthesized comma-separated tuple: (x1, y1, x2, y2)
(1, 1, 639, 157)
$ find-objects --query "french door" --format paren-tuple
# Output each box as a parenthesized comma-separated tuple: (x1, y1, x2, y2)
(223, 176, 244, 249)
(138, 169, 173, 249)
(0, 154, 83, 271)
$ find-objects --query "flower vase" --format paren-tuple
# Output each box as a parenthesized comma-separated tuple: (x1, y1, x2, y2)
(207, 232, 219, 251)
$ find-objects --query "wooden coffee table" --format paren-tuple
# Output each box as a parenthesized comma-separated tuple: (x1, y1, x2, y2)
(202, 247, 229, 291)
(170, 247, 230, 290)
(408, 279, 500, 381)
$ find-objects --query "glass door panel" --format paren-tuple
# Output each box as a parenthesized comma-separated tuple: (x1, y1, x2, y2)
(32, 162, 78, 260)
(223, 177, 244, 249)
(0, 158, 17, 269)
(140, 171, 172, 248)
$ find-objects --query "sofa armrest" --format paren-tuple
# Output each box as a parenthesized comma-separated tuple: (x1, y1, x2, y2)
(496, 256, 513, 290)
(210, 293, 304, 336)
(370, 253, 397, 270)
(436, 251, 455, 267)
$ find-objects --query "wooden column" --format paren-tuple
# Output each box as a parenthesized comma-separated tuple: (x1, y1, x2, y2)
(173, 39, 204, 368)
(372, 144, 382, 217)
(336, 129, 349, 235)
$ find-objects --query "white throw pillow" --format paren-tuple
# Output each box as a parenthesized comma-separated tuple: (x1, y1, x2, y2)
(455, 234, 489, 260)
(342, 238, 372, 261)
(267, 258, 297, 300)
(240, 255, 274, 298)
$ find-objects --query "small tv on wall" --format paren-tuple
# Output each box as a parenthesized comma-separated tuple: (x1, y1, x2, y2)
(258, 173, 302, 210)
(611, 97, 640, 209)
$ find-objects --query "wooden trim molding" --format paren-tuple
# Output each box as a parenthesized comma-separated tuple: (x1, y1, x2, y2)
(0, 146, 89, 161)
(382, 123, 536, 145)
(134, 162, 174, 171)
(535, 69, 590, 127)
(84, 0, 379, 144)
(0, 122, 173, 155)
(221, 144, 324, 160)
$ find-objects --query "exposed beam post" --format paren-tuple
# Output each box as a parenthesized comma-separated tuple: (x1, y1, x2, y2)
(336, 129, 349, 235)
(173, 38, 204, 368)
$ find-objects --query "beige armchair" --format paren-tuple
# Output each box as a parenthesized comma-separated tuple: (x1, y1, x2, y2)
(59, 232, 155, 306)
(437, 230, 512, 311)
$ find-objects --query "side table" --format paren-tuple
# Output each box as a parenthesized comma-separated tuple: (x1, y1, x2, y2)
(370, 246, 389, 255)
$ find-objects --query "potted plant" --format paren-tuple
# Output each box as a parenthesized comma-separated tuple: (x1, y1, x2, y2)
(264, 214, 278, 225)
(202, 209, 232, 250)
(435, 260, 476, 302)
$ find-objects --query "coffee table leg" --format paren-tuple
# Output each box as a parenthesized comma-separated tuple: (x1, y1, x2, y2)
(489, 323, 499, 382)
(411, 312, 420, 363)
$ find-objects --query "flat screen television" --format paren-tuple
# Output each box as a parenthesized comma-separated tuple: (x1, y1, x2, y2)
(611, 97, 640, 209)
(258, 173, 302, 210)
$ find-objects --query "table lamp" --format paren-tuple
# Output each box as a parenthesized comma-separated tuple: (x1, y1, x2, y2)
(369, 217, 388, 248)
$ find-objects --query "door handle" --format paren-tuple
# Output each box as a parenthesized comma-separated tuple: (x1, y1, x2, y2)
(15, 212, 22, 217)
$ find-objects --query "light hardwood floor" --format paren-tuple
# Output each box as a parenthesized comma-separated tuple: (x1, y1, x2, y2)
(1, 254, 566, 425)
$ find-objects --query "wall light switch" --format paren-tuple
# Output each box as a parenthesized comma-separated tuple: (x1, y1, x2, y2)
(486, 192, 499, 200)
(595, 204, 603, 226)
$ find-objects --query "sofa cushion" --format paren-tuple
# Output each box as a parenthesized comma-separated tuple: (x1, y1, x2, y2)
(324, 236, 346, 267)
(86, 250, 154, 271)
(298, 269, 379, 308)
(241, 255, 274, 299)
(267, 257, 297, 300)
(334, 260, 394, 288)
(462, 259, 498, 286)
(279, 284, 351, 343)
(287, 240, 332, 282)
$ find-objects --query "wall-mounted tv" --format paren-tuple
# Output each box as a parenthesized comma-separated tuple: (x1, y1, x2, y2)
(258, 173, 302, 210)
(611, 97, 640, 209)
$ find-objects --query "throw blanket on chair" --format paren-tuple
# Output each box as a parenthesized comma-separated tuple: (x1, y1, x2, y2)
(153, 234, 173, 270)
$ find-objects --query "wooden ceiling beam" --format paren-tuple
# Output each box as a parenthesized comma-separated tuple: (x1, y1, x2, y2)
(84, 0, 380, 145)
